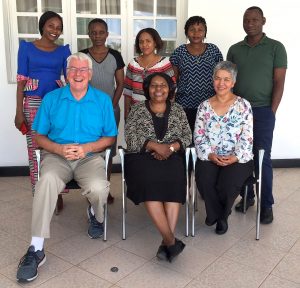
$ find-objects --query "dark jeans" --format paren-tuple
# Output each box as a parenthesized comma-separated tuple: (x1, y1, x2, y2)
(243, 106, 276, 208)
(196, 160, 253, 223)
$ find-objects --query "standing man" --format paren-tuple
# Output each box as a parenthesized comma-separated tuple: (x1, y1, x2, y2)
(81, 18, 125, 204)
(16, 52, 117, 283)
(227, 6, 287, 224)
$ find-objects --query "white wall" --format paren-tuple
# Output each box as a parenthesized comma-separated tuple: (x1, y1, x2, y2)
(188, 0, 299, 159)
(0, 0, 299, 168)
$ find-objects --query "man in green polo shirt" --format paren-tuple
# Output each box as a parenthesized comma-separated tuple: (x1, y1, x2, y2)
(227, 6, 287, 224)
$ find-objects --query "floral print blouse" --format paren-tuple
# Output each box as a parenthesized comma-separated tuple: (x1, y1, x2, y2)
(194, 96, 253, 163)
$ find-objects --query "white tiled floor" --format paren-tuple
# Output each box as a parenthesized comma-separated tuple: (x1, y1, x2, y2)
(0, 168, 300, 288)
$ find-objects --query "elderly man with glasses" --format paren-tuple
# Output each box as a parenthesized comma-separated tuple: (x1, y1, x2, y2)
(16, 52, 117, 283)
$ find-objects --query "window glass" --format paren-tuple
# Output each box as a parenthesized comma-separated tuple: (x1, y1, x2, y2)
(157, 0, 176, 16)
(133, 19, 154, 36)
(17, 16, 39, 34)
(41, 0, 62, 13)
(76, 0, 97, 14)
(16, 0, 37, 12)
(134, 0, 153, 16)
(156, 19, 177, 38)
(77, 38, 92, 51)
(100, 0, 120, 14)
(106, 19, 121, 36)
(77, 18, 93, 35)
(161, 40, 176, 56)
(107, 38, 121, 52)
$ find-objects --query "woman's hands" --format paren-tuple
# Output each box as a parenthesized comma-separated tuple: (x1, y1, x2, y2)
(208, 153, 238, 166)
(146, 141, 175, 160)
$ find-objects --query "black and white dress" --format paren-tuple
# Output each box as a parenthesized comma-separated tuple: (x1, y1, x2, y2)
(124, 100, 192, 205)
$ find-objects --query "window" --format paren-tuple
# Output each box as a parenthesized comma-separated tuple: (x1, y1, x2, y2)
(3, 0, 187, 83)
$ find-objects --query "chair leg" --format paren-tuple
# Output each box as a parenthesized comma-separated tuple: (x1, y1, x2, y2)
(243, 186, 248, 214)
(103, 203, 107, 241)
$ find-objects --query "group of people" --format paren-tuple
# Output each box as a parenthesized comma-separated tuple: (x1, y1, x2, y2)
(14, 6, 287, 283)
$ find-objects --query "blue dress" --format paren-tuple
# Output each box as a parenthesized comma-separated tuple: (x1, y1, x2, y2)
(17, 40, 71, 98)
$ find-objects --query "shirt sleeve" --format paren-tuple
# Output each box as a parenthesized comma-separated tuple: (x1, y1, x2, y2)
(102, 96, 118, 137)
(274, 41, 288, 68)
(110, 49, 125, 70)
(17, 40, 29, 79)
(234, 100, 253, 163)
(193, 102, 212, 160)
(125, 104, 150, 152)
(175, 105, 192, 149)
(169, 46, 179, 67)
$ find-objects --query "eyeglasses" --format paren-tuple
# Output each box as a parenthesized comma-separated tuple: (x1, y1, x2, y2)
(150, 84, 168, 89)
(67, 67, 90, 73)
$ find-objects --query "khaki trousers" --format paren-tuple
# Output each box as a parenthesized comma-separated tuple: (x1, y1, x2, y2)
(31, 151, 110, 238)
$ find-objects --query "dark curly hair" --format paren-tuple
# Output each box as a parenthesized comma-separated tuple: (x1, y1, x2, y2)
(143, 72, 175, 100)
(39, 11, 63, 36)
(135, 28, 163, 54)
(184, 16, 207, 37)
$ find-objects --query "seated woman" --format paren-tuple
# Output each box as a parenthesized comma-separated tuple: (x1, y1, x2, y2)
(125, 72, 192, 262)
(194, 61, 253, 235)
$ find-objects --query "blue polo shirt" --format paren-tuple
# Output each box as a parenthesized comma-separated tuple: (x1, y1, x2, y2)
(32, 84, 117, 144)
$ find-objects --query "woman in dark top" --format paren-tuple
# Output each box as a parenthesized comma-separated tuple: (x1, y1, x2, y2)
(125, 72, 192, 262)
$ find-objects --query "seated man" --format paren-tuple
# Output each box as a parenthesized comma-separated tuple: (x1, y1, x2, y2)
(16, 52, 117, 283)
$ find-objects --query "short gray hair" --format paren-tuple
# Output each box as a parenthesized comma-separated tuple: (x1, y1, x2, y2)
(66, 52, 92, 70)
(213, 61, 237, 82)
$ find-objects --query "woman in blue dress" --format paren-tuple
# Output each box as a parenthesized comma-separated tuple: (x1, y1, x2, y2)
(14, 11, 71, 194)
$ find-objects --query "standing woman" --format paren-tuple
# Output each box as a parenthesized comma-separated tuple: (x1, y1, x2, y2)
(170, 16, 223, 132)
(14, 11, 71, 194)
(123, 28, 176, 119)
(80, 18, 125, 203)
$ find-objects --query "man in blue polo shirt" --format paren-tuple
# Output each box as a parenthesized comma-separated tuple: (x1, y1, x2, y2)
(17, 52, 117, 283)
(227, 6, 287, 224)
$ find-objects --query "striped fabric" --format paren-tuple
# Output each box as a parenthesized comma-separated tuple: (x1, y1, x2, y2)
(124, 56, 176, 103)
(23, 96, 42, 194)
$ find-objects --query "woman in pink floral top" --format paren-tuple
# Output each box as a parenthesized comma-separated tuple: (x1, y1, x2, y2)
(194, 61, 253, 235)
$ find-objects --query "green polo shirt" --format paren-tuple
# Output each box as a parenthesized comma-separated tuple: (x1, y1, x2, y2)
(227, 34, 287, 107)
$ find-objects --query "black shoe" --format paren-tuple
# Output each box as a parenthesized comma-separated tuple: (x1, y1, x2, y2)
(215, 219, 228, 235)
(205, 217, 217, 226)
(156, 244, 168, 261)
(260, 207, 273, 224)
(166, 238, 185, 262)
(235, 198, 255, 213)
(17, 246, 46, 282)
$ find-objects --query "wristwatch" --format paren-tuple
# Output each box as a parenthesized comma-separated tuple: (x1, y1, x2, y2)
(169, 145, 175, 152)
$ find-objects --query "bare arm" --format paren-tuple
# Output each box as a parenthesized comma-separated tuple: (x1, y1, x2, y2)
(15, 80, 27, 130)
(112, 68, 125, 108)
(172, 65, 179, 81)
(271, 67, 287, 114)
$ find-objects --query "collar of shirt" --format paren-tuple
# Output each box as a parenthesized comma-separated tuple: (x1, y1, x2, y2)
(61, 84, 98, 104)
(242, 33, 267, 47)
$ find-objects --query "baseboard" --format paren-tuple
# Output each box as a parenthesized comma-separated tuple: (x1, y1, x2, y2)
(0, 160, 299, 177)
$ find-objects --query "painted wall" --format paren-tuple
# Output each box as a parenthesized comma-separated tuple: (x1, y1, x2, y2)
(0, 0, 299, 168)
(187, 0, 299, 159)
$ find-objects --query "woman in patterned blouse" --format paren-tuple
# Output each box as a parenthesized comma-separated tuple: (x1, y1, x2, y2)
(194, 61, 253, 235)
(123, 28, 176, 119)
(125, 72, 191, 262)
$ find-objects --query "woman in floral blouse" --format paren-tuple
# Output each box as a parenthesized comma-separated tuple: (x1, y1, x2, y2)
(194, 61, 253, 235)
